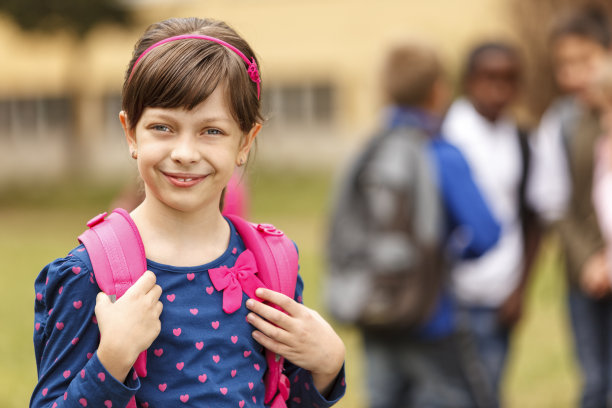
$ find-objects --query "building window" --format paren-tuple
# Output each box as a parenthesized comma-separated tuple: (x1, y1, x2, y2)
(263, 82, 336, 128)
(0, 97, 72, 142)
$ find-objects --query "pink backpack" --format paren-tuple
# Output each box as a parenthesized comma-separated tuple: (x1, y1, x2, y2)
(78, 208, 299, 408)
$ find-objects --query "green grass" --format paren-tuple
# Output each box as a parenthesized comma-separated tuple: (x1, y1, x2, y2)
(1, 167, 578, 407)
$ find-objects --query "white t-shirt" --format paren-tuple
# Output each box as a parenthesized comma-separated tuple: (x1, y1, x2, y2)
(442, 98, 524, 307)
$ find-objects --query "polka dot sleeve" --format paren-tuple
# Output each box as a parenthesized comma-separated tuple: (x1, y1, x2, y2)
(31, 250, 140, 407)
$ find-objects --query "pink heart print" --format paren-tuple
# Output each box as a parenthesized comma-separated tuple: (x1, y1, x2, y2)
(180, 394, 189, 403)
(166, 294, 176, 302)
(173, 328, 182, 336)
(195, 342, 204, 350)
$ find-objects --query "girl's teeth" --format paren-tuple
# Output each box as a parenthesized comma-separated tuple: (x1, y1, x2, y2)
(177, 178, 193, 182)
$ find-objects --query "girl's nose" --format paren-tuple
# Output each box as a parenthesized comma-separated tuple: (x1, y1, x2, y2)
(170, 135, 200, 164)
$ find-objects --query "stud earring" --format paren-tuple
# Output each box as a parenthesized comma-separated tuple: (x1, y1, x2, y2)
(131, 150, 138, 160)
(238, 157, 245, 166)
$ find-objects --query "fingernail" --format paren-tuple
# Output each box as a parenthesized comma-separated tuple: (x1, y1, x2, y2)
(246, 299, 254, 308)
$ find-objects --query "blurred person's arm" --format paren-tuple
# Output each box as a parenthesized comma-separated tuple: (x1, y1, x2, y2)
(499, 207, 542, 327)
(556, 108, 606, 287)
(429, 139, 501, 259)
(526, 100, 572, 225)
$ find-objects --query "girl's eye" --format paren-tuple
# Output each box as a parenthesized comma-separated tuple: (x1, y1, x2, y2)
(205, 128, 223, 136)
(152, 124, 170, 132)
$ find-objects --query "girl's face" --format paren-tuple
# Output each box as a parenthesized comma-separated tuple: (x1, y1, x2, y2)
(121, 84, 259, 214)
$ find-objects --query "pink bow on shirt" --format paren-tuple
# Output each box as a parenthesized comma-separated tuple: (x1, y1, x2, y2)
(208, 249, 266, 313)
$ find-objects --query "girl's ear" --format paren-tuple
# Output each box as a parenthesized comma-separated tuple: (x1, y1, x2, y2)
(237, 122, 261, 166)
(119, 111, 137, 153)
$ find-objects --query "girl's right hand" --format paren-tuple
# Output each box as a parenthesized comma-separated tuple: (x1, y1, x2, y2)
(95, 270, 163, 383)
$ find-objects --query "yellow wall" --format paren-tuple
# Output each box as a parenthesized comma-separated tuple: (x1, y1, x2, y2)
(0, 0, 518, 177)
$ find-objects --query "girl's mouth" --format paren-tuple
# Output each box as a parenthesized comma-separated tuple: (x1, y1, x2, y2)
(163, 172, 207, 188)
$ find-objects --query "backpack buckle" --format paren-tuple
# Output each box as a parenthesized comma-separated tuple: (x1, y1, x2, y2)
(256, 224, 284, 236)
(86, 212, 108, 228)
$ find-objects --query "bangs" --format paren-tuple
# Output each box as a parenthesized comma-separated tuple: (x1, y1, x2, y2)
(123, 39, 255, 131)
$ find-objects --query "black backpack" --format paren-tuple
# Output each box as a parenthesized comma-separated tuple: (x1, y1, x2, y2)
(326, 126, 445, 331)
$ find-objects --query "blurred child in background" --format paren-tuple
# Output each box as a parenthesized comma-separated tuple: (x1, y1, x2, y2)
(441, 42, 540, 407)
(327, 39, 500, 408)
(531, 7, 612, 408)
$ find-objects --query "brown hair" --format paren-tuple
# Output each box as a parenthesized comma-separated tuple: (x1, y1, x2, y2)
(550, 5, 611, 48)
(122, 17, 262, 133)
(382, 40, 442, 107)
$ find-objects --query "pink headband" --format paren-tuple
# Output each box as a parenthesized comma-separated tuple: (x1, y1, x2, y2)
(128, 34, 261, 99)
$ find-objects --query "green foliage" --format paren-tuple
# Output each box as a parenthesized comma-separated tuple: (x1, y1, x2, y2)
(0, 0, 130, 35)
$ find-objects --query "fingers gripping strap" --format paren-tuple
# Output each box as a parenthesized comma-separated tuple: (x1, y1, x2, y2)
(225, 215, 298, 406)
(78, 208, 148, 380)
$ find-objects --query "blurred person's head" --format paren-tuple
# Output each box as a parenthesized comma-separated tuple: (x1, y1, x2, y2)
(550, 6, 611, 99)
(382, 40, 449, 116)
(588, 56, 612, 132)
(462, 42, 521, 122)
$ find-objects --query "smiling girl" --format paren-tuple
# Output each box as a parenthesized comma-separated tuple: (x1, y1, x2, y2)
(31, 17, 346, 408)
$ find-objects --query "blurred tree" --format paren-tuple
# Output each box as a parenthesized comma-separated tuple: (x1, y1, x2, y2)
(0, 0, 130, 36)
(509, 0, 612, 124)
(0, 0, 133, 174)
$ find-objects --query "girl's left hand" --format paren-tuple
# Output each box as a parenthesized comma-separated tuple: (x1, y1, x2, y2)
(246, 287, 345, 396)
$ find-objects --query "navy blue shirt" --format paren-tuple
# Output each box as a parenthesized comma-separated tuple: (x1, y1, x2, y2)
(32, 219, 346, 407)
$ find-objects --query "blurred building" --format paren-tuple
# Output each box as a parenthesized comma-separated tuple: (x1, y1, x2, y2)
(0, 0, 516, 184)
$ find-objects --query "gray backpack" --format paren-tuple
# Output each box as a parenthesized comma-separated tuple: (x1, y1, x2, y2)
(326, 126, 445, 330)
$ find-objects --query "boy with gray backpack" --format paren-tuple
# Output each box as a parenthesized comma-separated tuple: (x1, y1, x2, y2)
(326, 40, 501, 408)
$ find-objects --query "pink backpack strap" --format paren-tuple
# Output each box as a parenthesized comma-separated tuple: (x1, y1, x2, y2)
(78, 208, 148, 408)
(225, 215, 299, 407)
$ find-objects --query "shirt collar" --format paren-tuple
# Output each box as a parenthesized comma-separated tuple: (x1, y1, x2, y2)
(387, 106, 441, 137)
